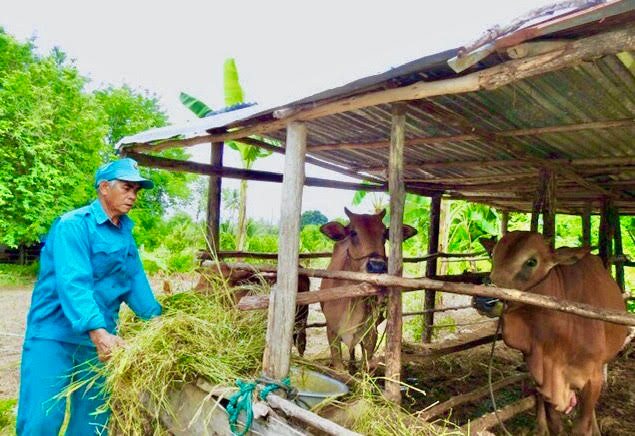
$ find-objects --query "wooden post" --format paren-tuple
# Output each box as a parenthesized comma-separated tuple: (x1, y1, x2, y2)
(385, 103, 406, 404)
(206, 142, 223, 255)
(612, 206, 625, 291)
(599, 198, 612, 269)
(582, 205, 591, 246)
(423, 194, 441, 343)
(263, 122, 306, 380)
(541, 168, 556, 249)
(500, 210, 509, 235)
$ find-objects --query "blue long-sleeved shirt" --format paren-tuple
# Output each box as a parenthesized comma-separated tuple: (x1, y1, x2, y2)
(25, 199, 162, 346)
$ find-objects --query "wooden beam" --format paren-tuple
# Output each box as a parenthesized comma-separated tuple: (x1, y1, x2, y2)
(385, 103, 406, 404)
(362, 156, 635, 173)
(582, 205, 592, 246)
(309, 119, 634, 153)
(599, 198, 612, 270)
(263, 122, 306, 380)
(424, 195, 442, 343)
(501, 210, 509, 236)
(124, 27, 635, 151)
(206, 142, 223, 255)
(224, 262, 635, 326)
(126, 151, 386, 192)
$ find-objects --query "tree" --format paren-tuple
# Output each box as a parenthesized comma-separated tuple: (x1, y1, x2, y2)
(300, 210, 328, 229)
(180, 58, 273, 251)
(95, 86, 196, 249)
(0, 30, 107, 248)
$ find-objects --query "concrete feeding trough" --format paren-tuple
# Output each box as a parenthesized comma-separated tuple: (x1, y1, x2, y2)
(289, 367, 349, 409)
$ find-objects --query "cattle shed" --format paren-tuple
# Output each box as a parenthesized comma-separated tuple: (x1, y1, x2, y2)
(118, 0, 635, 426)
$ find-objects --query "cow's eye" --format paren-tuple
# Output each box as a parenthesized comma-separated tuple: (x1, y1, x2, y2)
(525, 258, 537, 267)
(350, 230, 357, 238)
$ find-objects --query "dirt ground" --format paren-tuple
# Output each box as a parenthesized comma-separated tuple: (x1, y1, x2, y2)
(2, 279, 633, 435)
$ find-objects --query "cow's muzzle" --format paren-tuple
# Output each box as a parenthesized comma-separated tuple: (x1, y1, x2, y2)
(366, 255, 387, 274)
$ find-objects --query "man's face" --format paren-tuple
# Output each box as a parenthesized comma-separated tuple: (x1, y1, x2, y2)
(99, 180, 141, 217)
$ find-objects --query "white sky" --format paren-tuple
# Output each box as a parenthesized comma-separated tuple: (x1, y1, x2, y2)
(4, 0, 555, 222)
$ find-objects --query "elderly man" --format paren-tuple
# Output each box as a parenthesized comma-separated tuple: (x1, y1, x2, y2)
(17, 158, 162, 435)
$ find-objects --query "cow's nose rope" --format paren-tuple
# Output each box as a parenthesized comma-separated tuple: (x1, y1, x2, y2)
(346, 249, 387, 263)
(488, 317, 513, 436)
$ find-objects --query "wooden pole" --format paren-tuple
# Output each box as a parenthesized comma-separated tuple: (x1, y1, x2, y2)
(263, 122, 306, 380)
(463, 395, 537, 434)
(613, 206, 625, 291)
(206, 142, 223, 255)
(501, 210, 509, 236)
(582, 205, 592, 246)
(385, 103, 406, 404)
(542, 168, 556, 249)
(419, 373, 529, 421)
(599, 198, 611, 269)
(424, 194, 442, 343)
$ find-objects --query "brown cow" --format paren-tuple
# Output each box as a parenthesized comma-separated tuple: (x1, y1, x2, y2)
(320, 208, 417, 371)
(482, 232, 628, 435)
(197, 263, 310, 356)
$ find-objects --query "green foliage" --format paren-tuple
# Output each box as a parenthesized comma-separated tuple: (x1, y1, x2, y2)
(0, 398, 17, 434)
(0, 30, 107, 248)
(300, 210, 328, 229)
(179, 91, 213, 117)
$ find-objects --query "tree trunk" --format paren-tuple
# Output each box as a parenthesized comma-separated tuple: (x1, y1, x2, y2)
(236, 179, 248, 250)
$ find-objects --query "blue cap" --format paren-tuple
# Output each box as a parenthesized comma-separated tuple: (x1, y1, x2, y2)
(94, 158, 154, 190)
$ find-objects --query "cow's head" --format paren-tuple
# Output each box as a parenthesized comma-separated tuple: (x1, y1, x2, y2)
(320, 208, 417, 274)
(484, 231, 590, 291)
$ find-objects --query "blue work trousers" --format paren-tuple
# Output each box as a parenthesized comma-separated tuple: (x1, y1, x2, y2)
(16, 338, 110, 435)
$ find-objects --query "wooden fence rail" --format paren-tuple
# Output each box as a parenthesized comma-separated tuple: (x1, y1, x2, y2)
(223, 262, 635, 326)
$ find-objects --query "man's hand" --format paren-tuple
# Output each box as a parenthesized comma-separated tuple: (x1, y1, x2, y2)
(89, 328, 126, 361)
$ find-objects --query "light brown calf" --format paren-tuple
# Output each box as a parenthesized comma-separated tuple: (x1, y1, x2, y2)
(482, 232, 628, 436)
(320, 208, 416, 371)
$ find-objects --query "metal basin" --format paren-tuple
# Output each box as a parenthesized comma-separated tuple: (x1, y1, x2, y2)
(289, 367, 349, 409)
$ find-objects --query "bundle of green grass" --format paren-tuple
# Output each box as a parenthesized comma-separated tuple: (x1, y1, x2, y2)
(62, 281, 267, 435)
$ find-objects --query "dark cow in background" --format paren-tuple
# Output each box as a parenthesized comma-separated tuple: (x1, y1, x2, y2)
(197, 263, 310, 356)
(320, 208, 417, 371)
(482, 231, 628, 436)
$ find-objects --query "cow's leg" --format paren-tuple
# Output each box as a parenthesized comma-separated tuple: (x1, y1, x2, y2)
(348, 345, 356, 373)
(545, 401, 564, 435)
(536, 394, 550, 436)
(361, 326, 378, 372)
(326, 327, 345, 371)
(573, 377, 603, 436)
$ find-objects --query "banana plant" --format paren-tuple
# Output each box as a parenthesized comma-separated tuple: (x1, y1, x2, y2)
(180, 58, 273, 250)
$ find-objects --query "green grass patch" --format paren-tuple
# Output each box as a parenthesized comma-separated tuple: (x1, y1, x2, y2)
(0, 398, 17, 435)
(0, 263, 38, 288)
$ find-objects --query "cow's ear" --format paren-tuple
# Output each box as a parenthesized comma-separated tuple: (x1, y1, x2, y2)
(385, 225, 418, 241)
(320, 221, 348, 241)
(552, 246, 591, 266)
(377, 209, 386, 220)
(480, 236, 498, 256)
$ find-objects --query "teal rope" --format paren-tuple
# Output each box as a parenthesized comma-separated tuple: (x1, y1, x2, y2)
(226, 377, 292, 436)
(227, 380, 257, 436)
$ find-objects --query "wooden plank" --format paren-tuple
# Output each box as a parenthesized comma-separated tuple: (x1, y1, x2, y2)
(419, 373, 529, 421)
(206, 142, 223, 255)
(263, 122, 306, 380)
(424, 195, 442, 343)
(599, 198, 611, 269)
(200, 251, 487, 262)
(404, 333, 502, 361)
(126, 151, 386, 192)
(614, 207, 625, 292)
(224, 262, 635, 326)
(582, 205, 592, 246)
(266, 394, 361, 436)
(501, 210, 509, 235)
(385, 103, 406, 404)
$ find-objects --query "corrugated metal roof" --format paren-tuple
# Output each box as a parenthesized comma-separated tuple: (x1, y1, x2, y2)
(119, 0, 635, 214)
